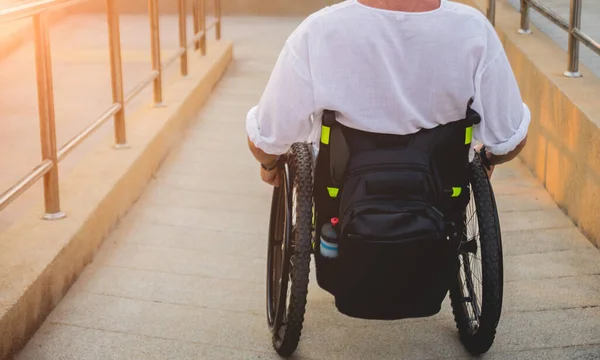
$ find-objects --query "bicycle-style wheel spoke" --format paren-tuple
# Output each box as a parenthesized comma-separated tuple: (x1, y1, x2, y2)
(450, 153, 503, 355)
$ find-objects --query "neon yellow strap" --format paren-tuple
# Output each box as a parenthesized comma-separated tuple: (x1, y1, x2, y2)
(327, 187, 339, 198)
(321, 125, 331, 145)
(451, 187, 462, 197)
(465, 126, 473, 145)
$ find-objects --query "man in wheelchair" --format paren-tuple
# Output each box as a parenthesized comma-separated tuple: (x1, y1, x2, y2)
(245, 0, 529, 357)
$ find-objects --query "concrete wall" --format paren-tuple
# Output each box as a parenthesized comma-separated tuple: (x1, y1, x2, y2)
(460, 0, 600, 248)
(67, 0, 341, 16)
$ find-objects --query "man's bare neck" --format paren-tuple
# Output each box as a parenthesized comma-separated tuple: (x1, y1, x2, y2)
(357, 0, 441, 12)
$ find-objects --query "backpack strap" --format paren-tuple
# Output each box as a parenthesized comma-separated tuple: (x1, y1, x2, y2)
(314, 110, 348, 220)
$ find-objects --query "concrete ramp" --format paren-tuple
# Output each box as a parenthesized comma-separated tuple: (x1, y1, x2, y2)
(14, 17, 600, 360)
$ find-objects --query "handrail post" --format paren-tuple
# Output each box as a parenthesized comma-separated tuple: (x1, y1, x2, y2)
(33, 13, 65, 220)
(565, 0, 582, 77)
(200, 0, 206, 55)
(105, 0, 127, 146)
(487, 0, 495, 26)
(192, 0, 200, 50)
(148, 0, 163, 106)
(177, 0, 188, 76)
(215, 0, 221, 40)
(518, 0, 532, 34)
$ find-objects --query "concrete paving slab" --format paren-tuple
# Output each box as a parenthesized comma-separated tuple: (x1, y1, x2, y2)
(490, 179, 546, 196)
(505, 249, 600, 281)
(175, 135, 254, 152)
(213, 76, 272, 90)
(75, 265, 264, 315)
(175, 130, 254, 152)
(165, 120, 257, 155)
(135, 183, 271, 213)
(208, 83, 265, 95)
(499, 208, 575, 232)
(502, 227, 595, 256)
(110, 220, 267, 258)
(155, 147, 262, 176)
(46, 291, 469, 360)
(16, 321, 600, 360)
(45, 292, 271, 354)
(492, 307, 600, 352)
(15, 323, 286, 360)
(153, 172, 272, 198)
(488, 160, 531, 181)
(456, 345, 600, 360)
(503, 274, 600, 312)
(184, 117, 253, 139)
(93, 241, 265, 283)
(294, 308, 600, 359)
(294, 320, 470, 360)
(495, 188, 558, 213)
(191, 109, 259, 124)
(129, 203, 269, 234)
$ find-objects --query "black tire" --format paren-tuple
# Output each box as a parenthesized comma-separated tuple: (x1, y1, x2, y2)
(266, 143, 313, 357)
(449, 153, 504, 355)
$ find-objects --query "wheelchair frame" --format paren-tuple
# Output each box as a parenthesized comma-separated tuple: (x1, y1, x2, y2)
(266, 142, 504, 357)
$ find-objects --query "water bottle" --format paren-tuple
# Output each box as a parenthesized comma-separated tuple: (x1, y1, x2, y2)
(320, 218, 339, 259)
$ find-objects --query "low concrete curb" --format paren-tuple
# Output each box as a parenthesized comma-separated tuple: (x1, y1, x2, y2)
(0, 40, 233, 359)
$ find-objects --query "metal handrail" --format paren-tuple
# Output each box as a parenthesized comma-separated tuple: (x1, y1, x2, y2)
(486, 0, 600, 78)
(0, 0, 83, 23)
(0, 0, 223, 218)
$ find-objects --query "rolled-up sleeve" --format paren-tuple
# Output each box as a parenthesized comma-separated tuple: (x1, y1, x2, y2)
(471, 37, 531, 155)
(246, 41, 316, 155)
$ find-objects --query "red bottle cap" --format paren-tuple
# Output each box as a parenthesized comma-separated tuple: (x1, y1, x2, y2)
(331, 217, 339, 226)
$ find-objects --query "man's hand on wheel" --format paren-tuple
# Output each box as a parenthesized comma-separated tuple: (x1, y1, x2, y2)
(248, 137, 283, 186)
(474, 136, 528, 180)
(475, 144, 495, 179)
(261, 167, 281, 187)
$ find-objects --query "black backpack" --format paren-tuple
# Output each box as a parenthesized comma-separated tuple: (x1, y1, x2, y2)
(314, 109, 480, 320)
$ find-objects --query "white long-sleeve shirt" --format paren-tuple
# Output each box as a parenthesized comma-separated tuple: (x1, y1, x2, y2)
(246, 0, 530, 157)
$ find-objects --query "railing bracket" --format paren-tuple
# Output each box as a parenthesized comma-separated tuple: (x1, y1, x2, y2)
(564, 71, 582, 78)
(43, 212, 66, 221)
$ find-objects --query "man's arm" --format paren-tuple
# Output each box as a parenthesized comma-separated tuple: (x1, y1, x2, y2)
(486, 135, 527, 166)
(471, 23, 531, 172)
(245, 36, 316, 185)
(247, 136, 279, 168)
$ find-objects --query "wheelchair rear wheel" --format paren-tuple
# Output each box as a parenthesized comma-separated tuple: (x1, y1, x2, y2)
(449, 153, 504, 355)
(266, 143, 313, 357)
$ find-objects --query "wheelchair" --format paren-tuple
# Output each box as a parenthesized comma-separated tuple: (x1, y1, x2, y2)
(266, 142, 503, 358)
